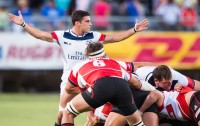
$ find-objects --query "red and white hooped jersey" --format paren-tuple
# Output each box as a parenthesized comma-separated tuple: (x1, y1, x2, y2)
(93, 103, 113, 121)
(68, 58, 133, 91)
(135, 66, 195, 89)
(51, 30, 105, 73)
(158, 87, 193, 121)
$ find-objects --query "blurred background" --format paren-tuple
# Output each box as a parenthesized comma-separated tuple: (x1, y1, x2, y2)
(1, 0, 200, 93)
(1, 0, 200, 125)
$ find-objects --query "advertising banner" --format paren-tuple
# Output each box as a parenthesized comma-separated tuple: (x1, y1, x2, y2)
(0, 33, 62, 70)
(1, 32, 200, 69)
(104, 32, 200, 69)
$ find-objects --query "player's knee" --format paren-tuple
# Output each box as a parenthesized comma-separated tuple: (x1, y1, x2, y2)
(59, 104, 65, 112)
(65, 101, 80, 116)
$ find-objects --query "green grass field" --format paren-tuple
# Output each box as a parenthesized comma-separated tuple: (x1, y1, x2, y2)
(0, 93, 86, 126)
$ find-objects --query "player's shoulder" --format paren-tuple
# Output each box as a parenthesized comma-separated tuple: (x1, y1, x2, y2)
(52, 29, 70, 35)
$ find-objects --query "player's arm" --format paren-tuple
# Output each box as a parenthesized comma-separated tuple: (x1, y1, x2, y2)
(65, 81, 81, 94)
(173, 69, 200, 90)
(85, 111, 100, 126)
(128, 75, 156, 91)
(104, 19, 148, 44)
(139, 90, 163, 113)
(8, 10, 53, 42)
(194, 80, 200, 91)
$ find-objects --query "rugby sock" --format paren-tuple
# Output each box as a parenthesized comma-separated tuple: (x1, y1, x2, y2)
(61, 123, 74, 126)
(133, 120, 145, 126)
(54, 122, 60, 126)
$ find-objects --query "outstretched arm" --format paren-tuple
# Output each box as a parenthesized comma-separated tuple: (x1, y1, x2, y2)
(104, 19, 149, 44)
(139, 90, 163, 113)
(128, 76, 156, 91)
(8, 10, 53, 42)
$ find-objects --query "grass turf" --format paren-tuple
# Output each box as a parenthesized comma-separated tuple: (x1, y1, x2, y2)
(0, 93, 86, 126)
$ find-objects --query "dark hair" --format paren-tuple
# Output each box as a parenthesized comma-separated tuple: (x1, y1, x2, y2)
(153, 65, 172, 81)
(85, 43, 103, 57)
(71, 10, 90, 25)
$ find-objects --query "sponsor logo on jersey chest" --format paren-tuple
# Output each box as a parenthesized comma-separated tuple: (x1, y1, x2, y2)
(64, 42, 71, 45)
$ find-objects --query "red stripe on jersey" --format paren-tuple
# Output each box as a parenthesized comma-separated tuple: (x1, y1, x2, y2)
(177, 94, 193, 121)
(51, 32, 59, 43)
(125, 62, 134, 72)
(78, 86, 86, 91)
(102, 103, 113, 117)
(68, 71, 78, 86)
(187, 77, 195, 89)
(98, 34, 105, 42)
(166, 104, 177, 119)
(180, 86, 193, 94)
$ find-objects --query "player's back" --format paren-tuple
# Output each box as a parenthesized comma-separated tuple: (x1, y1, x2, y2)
(135, 66, 157, 81)
(78, 58, 128, 85)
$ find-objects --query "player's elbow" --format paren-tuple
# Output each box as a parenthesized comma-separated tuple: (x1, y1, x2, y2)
(65, 84, 73, 93)
(65, 87, 73, 94)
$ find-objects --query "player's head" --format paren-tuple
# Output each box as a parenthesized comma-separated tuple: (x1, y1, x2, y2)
(85, 42, 106, 58)
(71, 10, 92, 32)
(153, 65, 172, 90)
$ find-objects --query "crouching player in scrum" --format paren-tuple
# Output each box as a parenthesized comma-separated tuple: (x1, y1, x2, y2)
(62, 42, 156, 126)
(140, 86, 200, 126)
(86, 65, 200, 126)
(85, 87, 159, 126)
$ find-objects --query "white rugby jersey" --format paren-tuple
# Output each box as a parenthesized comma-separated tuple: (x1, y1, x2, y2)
(135, 66, 195, 90)
(51, 29, 105, 72)
(68, 58, 133, 91)
(158, 87, 193, 121)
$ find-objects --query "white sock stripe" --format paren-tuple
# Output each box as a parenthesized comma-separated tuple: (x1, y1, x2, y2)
(133, 119, 144, 126)
(66, 102, 78, 116)
(69, 102, 80, 114)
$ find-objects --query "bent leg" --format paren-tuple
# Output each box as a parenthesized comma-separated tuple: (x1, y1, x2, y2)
(62, 93, 93, 124)
(126, 110, 143, 126)
(105, 112, 127, 126)
(142, 112, 158, 126)
(56, 91, 77, 125)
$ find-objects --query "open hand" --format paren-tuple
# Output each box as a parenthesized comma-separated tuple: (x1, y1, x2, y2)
(8, 10, 24, 25)
(134, 19, 149, 32)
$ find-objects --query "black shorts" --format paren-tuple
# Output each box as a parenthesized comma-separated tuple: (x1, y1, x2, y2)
(81, 77, 137, 116)
(189, 91, 200, 125)
(112, 86, 157, 114)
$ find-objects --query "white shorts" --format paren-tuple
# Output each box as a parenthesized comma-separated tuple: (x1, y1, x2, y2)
(60, 71, 70, 96)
